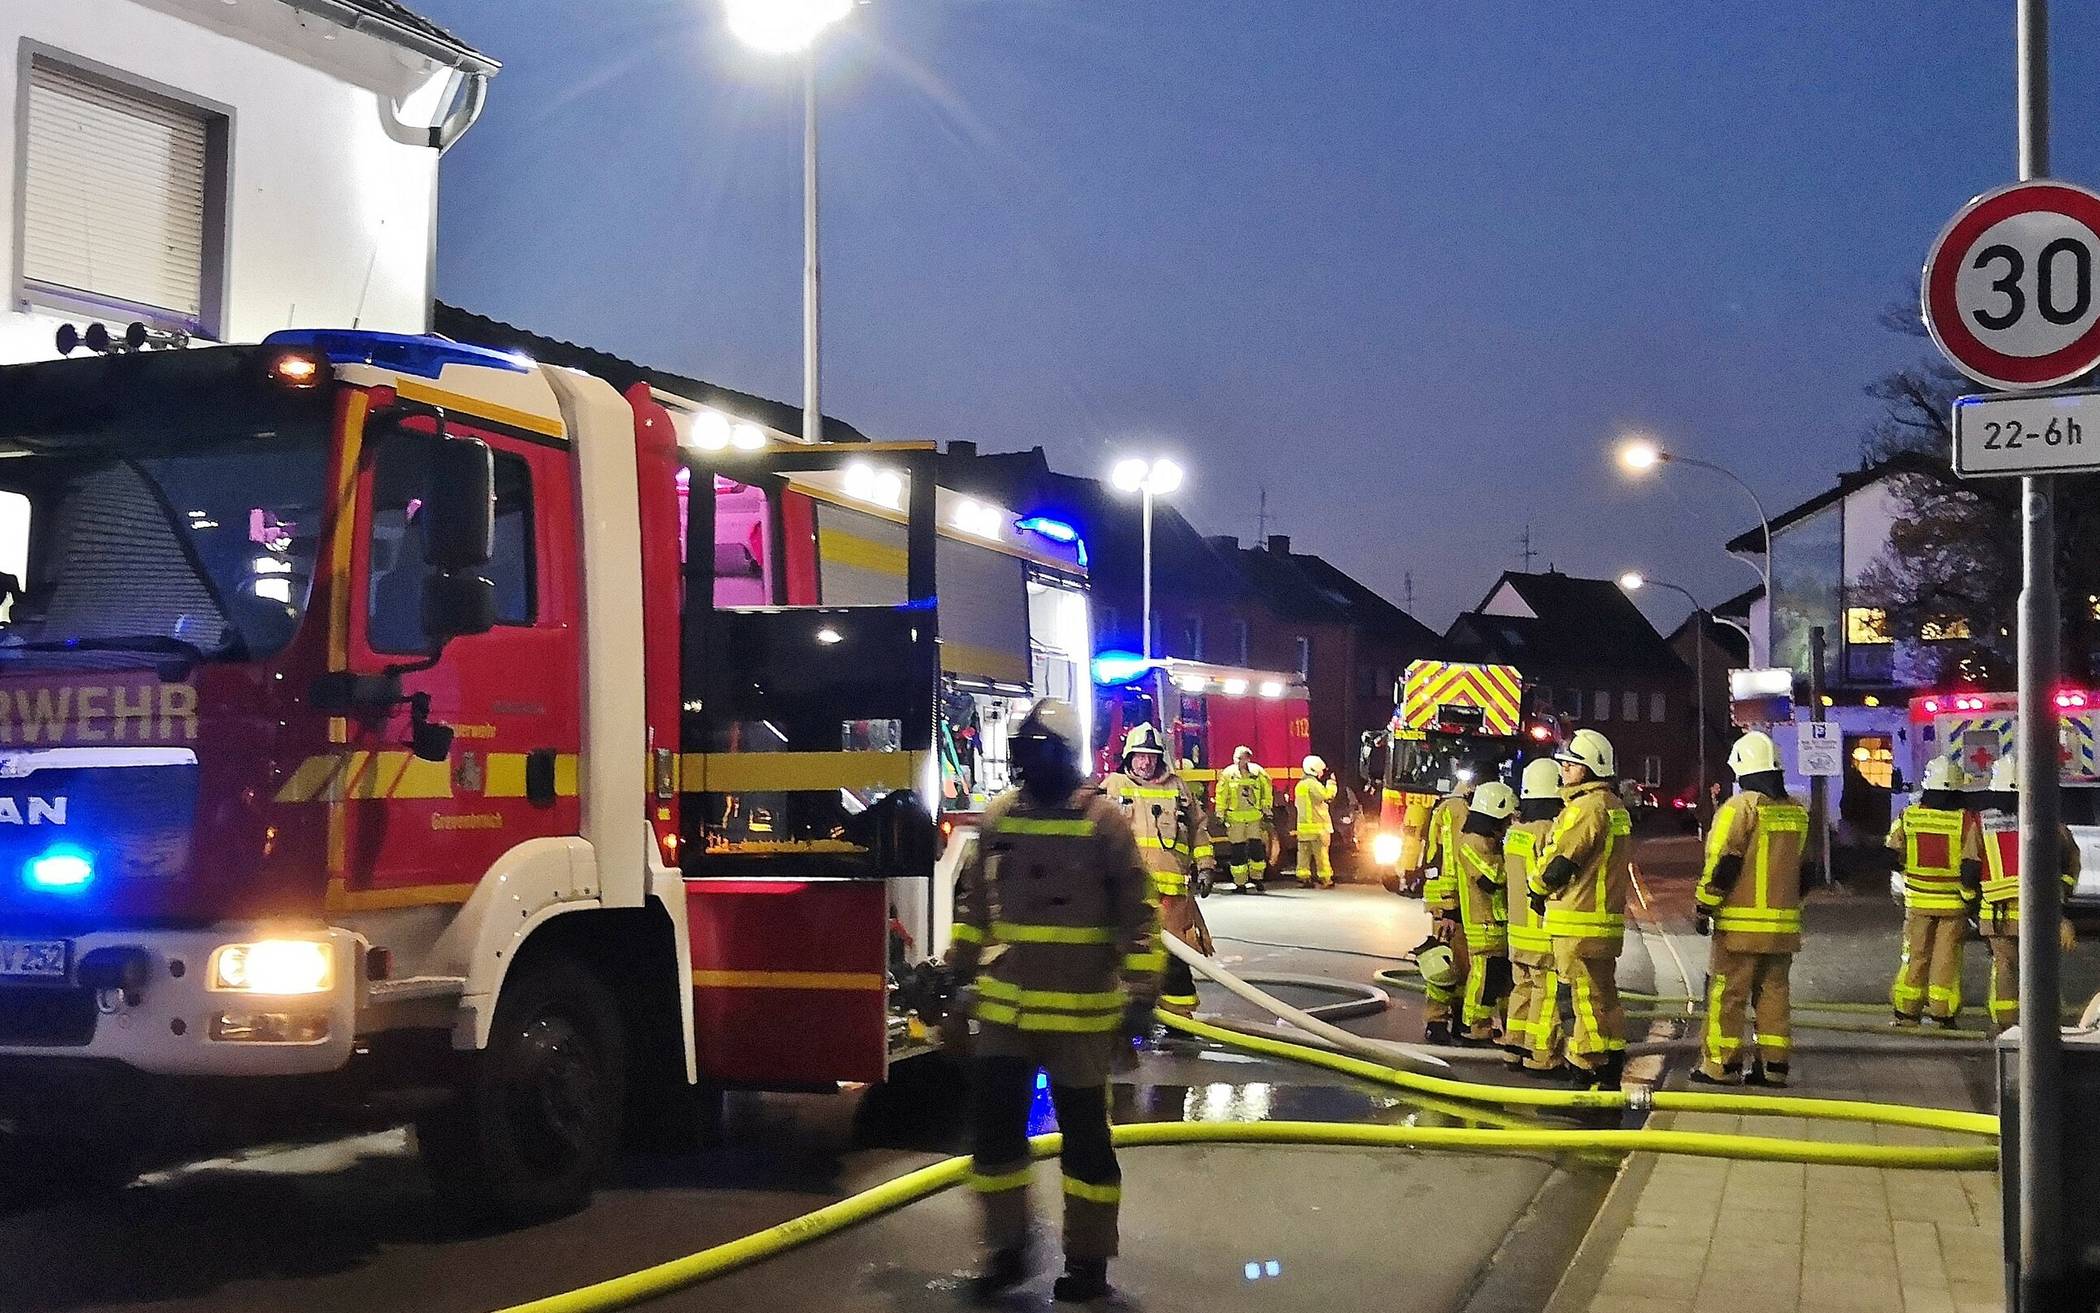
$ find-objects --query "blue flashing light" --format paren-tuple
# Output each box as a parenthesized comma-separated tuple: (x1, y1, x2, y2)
(1092, 650, 1154, 687)
(24, 845, 94, 893)
(1017, 515, 1080, 546)
(261, 330, 532, 380)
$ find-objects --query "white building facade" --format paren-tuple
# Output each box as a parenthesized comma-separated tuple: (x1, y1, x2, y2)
(0, 0, 492, 364)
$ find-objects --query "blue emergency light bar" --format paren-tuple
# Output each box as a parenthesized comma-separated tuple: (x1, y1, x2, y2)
(1092, 651, 1155, 686)
(262, 330, 532, 380)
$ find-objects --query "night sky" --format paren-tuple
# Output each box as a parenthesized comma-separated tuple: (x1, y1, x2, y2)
(412, 1, 2100, 630)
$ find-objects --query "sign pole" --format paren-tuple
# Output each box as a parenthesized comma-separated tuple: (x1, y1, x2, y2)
(2014, 2, 2067, 1307)
(1808, 626, 1833, 886)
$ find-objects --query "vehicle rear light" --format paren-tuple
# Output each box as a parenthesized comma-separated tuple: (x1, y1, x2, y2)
(270, 353, 324, 387)
(210, 1012, 331, 1044)
(1371, 831, 1402, 867)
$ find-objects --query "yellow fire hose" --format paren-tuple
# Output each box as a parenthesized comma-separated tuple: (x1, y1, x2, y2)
(491, 1116, 1993, 1313)
(485, 939, 2000, 1312)
(1370, 967, 1997, 1041)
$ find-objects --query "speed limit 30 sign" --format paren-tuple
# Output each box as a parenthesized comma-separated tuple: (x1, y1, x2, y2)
(1923, 180, 2100, 391)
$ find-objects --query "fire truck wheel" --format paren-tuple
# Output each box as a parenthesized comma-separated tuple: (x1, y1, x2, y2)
(415, 957, 627, 1227)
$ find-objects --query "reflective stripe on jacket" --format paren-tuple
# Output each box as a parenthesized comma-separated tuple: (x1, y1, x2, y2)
(1697, 791, 1808, 953)
(1538, 780, 1631, 956)
(1503, 819, 1555, 966)
(947, 785, 1162, 1085)
(1976, 811, 2079, 933)
(1102, 770, 1211, 898)
(1883, 806, 1971, 914)
(1216, 764, 1274, 825)
(1295, 775, 1336, 837)
(1454, 830, 1508, 952)
(1423, 793, 1469, 912)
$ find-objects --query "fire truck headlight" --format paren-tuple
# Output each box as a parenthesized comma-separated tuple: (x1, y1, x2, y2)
(1371, 831, 1403, 868)
(210, 940, 334, 995)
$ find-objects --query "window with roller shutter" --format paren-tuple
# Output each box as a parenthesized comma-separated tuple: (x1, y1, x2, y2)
(19, 58, 227, 335)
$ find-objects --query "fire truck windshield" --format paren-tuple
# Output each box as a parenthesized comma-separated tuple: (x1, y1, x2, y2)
(0, 421, 328, 668)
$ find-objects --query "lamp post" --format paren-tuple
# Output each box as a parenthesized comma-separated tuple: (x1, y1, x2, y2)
(1110, 456, 1185, 660)
(1620, 571, 1711, 831)
(1618, 437, 1775, 666)
(725, 0, 854, 444)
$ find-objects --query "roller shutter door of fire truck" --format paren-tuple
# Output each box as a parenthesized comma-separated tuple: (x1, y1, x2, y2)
(813, 502, 1031, 686)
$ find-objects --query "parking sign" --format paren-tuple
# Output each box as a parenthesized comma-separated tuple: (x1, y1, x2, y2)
(1796, 721, 1842, 778)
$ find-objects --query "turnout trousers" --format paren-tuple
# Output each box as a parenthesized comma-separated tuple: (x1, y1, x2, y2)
(1891, 911, 1965, 1024)
(1698, 945, 1792, 1076)
(970, 1055, 1121, 1261)
(1551, 940, 1625, 1070)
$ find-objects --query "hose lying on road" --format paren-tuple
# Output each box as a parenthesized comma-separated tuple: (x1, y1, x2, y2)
(1230, 971, 1390, 1022)
(490, 1118, 1994, 1313)
(1172, 936, 1998, 1137)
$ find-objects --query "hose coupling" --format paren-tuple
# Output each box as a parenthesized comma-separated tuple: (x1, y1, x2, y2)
(1626, 1085, 1655, 1114)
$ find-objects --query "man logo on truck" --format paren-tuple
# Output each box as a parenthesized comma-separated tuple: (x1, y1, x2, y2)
(0, 796, 65, 825)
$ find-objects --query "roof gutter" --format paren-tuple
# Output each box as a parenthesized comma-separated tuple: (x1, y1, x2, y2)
(277, 0, 501, 76)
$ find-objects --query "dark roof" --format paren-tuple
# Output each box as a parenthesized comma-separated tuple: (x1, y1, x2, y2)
(432, 304, 870, 442)
(1711, 582, 1762, 621)
(1723, 453, 1940, 554)
(298, 1, 497, 71)
(1232, 542, 1445, 654)
(1668, 610, 1751, 666)
(1446, 570, 1688, 675)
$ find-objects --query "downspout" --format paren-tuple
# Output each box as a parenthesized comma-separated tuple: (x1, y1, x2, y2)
(432, 72, 488, 154)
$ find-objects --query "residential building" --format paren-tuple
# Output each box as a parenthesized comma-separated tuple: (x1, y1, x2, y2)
(1668, 605, 1751, 821)
(0, 0, 494, 364)
(1725, 455, 1951, 838)
(1445, 570, 1695, 799)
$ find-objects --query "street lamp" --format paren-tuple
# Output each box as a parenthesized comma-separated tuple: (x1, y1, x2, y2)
(1616, 435, 1774, 664)
(726, 0, 855, 444)
(1620, 571, 1713, 830)
(1109, 456, 1184, 660)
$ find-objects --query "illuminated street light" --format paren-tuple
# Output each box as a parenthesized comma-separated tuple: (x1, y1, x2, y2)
(727, 0, 857, 442)
(1108, 455, 1186, 658)
(1613, 433, 1773, 664)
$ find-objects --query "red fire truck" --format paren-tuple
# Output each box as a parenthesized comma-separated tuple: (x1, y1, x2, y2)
(1091, 656, 1313, 878)
(0, 330, 1087, 1222)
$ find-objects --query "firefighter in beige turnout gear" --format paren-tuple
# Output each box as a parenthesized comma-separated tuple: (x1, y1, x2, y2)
(1216, 745, 1274, 892)
(1692, 731, 1808, 1087)
(947, 699, 1163, 1302)
(1532, 729, 1632, 1089)
(1102, 723, 1213, 1017)
(1294, 755, 1339, 888)
(1502, 758, 1565, 1075)
(1419, 782, 1473, 1044)
(1970, 753, 2080, 1035)
(1884, 755, 1975, 1027)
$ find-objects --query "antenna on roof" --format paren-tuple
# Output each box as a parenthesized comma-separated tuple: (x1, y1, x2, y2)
(1516, 523, 1540, 571)
(1255, 485, 1272, 543)
(1403, 571, 1416, 613)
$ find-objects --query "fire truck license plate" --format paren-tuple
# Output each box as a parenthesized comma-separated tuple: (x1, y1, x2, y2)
(0, 940, 68, 981)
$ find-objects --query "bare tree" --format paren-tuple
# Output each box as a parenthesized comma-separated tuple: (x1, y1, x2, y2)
(1856, 297, 2100, 682)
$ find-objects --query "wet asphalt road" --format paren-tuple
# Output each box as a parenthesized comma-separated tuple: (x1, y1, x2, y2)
(3, 831, 2066, 1313)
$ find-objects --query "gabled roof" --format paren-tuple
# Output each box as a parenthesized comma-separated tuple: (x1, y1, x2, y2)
(432, 304, 870, 442)
(1668, 610, 1751, 666)
(1232, 542, 1445, 653)
(1446, 570, 1687, 675)
(1723, 452, 1940, 555)
(286, 1, 497, 72)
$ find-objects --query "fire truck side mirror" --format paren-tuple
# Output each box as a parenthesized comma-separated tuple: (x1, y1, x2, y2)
(422, 570, 495, 644)
(424, 436, 495, 573)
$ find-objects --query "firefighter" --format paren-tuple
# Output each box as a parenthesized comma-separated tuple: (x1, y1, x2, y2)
(1884, 756, 1976, 1028)
(1419, 779, 1475, 1043)
(1971, 753, 2080, 1034)
(1531, 729, 1632, 1089)
(1692, 731, 1808, 1087)
(1503, 758, 1565, 1076)
(1102, 722, 1214, 1018)
(947, 698, 1163, 1302)
(1216, 745, 1274, 893)
(1295, 755, 1339, 889)
(1451, 780, 1516, 1043)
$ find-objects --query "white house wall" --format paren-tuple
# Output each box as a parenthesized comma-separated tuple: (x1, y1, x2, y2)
(0, 0, 463, 363)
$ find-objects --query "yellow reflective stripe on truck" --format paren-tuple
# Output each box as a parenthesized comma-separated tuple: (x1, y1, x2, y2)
(683, 750, 924, 793)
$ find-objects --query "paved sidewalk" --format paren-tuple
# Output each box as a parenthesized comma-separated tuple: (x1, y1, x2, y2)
(1556, 1051, 2003, 1313)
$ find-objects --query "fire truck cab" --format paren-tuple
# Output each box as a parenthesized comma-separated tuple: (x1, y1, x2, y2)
(0, 331, 1086, 1222)
(1365, 660, 1532, 886)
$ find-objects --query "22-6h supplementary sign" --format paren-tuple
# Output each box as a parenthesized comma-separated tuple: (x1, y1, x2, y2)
(1923, 181, 2100, 391)
(1952, 389, 2100, 478)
